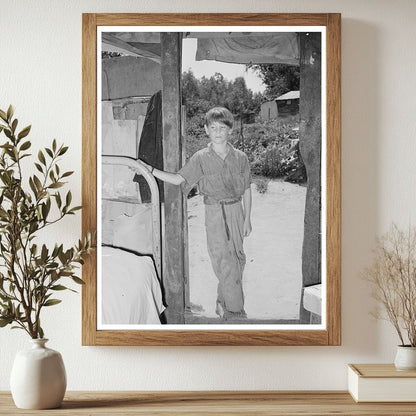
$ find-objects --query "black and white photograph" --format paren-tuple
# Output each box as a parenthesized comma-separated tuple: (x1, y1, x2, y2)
(96, 26, 326, 330)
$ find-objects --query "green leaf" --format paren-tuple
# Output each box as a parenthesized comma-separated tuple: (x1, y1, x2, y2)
(51, 244, 59, 258)
(19, 153, 30, 160)
(3, 129, 12, 140)
(38, 325, 44, 339)
(38, 150, 46, 165)
(11, 119, 18, 133)
(69, 206, 82, 213)
(0, 317, 13, 327)
(41, 244, 48, 262)
(0, 109, 7, 121)
(0, 292, 12, 302)
(48, 182, 64, 189)
(6, 105, 14, 122)
(50, 285, 68, 291)
(43, 299, 62, 307)
(65, 191, 72, 207)
(52, 139, 57, 152)
(31, 244, 38, 256)
(46, 261, 59, 269)
(17, 125, 31, 140)
(45, 148, 53, 158)
(50, 270, 58, 281)
(33, 175, 42, 192)
(71, 276, 85, 285)
(34, 163, 43, 173)
(58, 146, 68, 156)
(55, 193, 62, 208)
(61, 171, 74, 178)
(19, 140, 31, 151)
(41, 202, 50, 220)
(29, 177, 38, 197)
(58, 250, 67, 264)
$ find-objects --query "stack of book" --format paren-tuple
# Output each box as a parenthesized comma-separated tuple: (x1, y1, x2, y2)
(348, 364, 416, 402)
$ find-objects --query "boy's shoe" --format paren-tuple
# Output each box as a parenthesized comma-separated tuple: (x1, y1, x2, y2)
(223, 309, 247, 321)
(216, 301, 248, 321)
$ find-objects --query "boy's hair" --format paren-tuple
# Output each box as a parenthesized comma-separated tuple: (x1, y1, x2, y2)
(205, 107, 234, 129)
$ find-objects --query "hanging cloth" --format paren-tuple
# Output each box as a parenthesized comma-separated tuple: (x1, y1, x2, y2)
(195, 33, 299, 65)
(134, 90, 164, 202)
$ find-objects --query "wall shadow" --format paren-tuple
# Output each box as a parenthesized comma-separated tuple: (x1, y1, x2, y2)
(340, 18, 382, 356)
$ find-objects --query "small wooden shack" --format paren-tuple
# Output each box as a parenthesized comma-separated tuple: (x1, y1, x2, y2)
(276, 90, 299, 116)
(261, 90, 300, 121)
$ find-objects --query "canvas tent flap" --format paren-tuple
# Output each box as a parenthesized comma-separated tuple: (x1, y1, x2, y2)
(102, 56, 162, 100)
(195, 33, 299, 65)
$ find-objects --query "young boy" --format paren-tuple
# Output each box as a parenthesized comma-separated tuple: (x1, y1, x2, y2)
(140, 107, 252, 320)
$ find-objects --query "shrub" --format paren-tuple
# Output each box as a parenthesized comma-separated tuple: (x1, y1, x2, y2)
(253, 177, 269, 194)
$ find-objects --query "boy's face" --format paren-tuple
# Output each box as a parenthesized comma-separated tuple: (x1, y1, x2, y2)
(204, 121, 233, 145)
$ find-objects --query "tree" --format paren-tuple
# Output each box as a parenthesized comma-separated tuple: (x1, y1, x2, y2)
(249, 64, 300, 101)
(226, 77, 252, 115)
(182, 71, 206, 118)
(182, 72, 262, 118)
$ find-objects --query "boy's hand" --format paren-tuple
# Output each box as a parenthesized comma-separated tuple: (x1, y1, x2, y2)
(138, 159, 153, 172)
(243, 218, 252, 237)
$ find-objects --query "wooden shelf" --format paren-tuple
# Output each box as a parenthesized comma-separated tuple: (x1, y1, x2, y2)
(2, 391, 416, 415)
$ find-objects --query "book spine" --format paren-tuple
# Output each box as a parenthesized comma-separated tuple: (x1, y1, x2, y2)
(347, 366, 359, 402)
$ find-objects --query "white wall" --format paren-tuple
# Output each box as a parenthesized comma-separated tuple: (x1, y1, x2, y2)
(1, 0, 416, 391)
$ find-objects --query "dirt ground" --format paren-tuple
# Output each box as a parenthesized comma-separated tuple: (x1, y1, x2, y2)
(187, 179, 307, 320)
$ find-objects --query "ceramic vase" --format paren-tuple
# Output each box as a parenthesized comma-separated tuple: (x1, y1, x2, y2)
(10, 338, 67, 409)
(394, 345, 416, 371)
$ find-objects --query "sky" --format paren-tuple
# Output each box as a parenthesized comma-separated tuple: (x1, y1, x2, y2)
(182, 38, 266, 94)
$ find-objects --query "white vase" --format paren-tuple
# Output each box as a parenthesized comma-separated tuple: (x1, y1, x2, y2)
(10, 338, 67, 409)
(394, 345, 416, 371)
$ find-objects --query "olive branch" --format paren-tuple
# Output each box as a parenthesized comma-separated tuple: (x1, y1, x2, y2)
(0, 105, 94, 338)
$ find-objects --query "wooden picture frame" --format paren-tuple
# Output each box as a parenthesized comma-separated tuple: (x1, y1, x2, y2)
(82, 13, 341, 346)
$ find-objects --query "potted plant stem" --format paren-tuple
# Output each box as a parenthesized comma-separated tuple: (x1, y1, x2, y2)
(0, 105, 94, 408)
(363, 223, 416, 370)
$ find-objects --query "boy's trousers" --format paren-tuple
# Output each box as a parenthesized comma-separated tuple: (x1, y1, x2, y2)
(205, 200, 246, 313)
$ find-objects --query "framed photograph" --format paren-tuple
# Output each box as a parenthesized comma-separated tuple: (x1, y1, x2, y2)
(82, 13, 341, 346)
